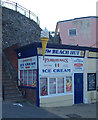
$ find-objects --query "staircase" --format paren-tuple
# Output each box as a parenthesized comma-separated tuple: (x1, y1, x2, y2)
(2, 67, 23, 101)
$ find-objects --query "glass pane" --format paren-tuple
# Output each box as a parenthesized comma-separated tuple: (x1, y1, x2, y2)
(20, 70, 24, 85)
(49, 78, 56, 94)
(69, 29, 76, 36)
(28, 70, 33, 86)
(24, 70, 28, 85)
(57, 78, 64, 93)
(66, 76, 72, 92)
(33, 70, 37, 87)
(40, 78, 48, 96)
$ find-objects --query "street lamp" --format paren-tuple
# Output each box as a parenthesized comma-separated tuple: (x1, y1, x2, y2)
(40, 27, 49, 60)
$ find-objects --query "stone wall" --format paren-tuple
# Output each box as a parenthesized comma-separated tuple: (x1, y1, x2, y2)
(2, 7, 41, 49)
(2, 7, 60, 49)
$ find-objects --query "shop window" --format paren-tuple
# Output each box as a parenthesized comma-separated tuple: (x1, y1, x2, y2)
(57, 78, 64, 93)
(87, 73, 96, 91)
(49, 78, 56, 94)
(40, 76, 73, 97)
(20, 70, 37, 87)
(20, 70, 24, 81)
(24, 70, 28, 85)
(66, 76, 72, 92)
(33, 70, 37, 87)
(20, 70, 24, 85)
(40, 78, 48, 96)
(28, 70, 33, 86)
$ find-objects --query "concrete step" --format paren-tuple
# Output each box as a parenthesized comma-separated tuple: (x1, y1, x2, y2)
(4, 95, 23, 101)
(3, 81, 17, 86)
(4, 91, 20, 95)
(4, 83, 17, 87)
(4, 87, 19, 91)
(4, 92, 21, 97)
(2, 67, 23, 102)
(2, 79, 17, 83)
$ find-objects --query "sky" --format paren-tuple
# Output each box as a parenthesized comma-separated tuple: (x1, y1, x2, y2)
(9, 0, 97, 31)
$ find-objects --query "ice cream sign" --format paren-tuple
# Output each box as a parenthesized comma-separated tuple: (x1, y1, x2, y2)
(18, 56, 37, 70)
(39, 56, 72, 75)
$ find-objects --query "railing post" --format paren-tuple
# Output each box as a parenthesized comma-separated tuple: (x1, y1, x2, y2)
(29, 10, 30, 19)
(15, 3, 17, 11)
(1, 1, 40, 26)
(24, 10, 26, 16)
(37, 16, 38, 24)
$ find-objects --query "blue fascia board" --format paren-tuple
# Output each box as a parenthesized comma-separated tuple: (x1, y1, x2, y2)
(15, 42, 98, 59)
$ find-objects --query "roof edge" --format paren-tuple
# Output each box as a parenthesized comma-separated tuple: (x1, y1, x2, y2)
(57, 16, 98, 24)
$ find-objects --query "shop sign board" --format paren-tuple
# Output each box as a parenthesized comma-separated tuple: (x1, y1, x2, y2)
(73, 58, 84, 71)
(39, 56, 73, 75)
(18, 56, 37, 70)
(37, 48, 84, 57)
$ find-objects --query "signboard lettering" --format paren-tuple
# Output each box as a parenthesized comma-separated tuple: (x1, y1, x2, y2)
(18, 56, 37, 70)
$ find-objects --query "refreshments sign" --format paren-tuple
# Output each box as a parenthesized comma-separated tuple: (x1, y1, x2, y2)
(39, 56, 73, 76)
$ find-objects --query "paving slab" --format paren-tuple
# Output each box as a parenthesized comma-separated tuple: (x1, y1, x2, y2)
(2, 101, 61, 118)
(2, 101, 96, 119)
(44, 103, 96, 118)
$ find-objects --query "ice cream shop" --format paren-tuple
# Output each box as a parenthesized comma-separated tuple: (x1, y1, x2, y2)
(16, 42, 97, 107)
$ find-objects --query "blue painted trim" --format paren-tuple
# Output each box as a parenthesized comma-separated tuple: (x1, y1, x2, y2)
(18, 86, 37, 89)
(57, 16, 98, 24)
(15, 42, 98, 59)
(38, 55, 84, 58)
(36, 55, 40, 107)
(88, 57, 98, 59)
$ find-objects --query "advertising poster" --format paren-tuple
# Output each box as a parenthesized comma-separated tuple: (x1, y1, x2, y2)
(66, 76, 72, 92)
(73, 58, 84, 71)
(39, 56, 73, 76)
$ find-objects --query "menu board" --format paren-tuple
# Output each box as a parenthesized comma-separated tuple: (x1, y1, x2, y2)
(87, 73, 96, 91)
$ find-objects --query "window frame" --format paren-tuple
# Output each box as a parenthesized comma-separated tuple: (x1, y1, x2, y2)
(19, 69, 37, 87)
(40, 76, 73, 98)
(68, 28, 77, 36)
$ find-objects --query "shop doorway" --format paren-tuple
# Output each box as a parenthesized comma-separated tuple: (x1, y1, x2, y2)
(74, 73, 83, 104)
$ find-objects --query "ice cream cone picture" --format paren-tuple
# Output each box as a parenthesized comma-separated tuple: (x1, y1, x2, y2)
(41, 28, 49, 60)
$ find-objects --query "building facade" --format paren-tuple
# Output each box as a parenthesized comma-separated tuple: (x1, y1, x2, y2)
(16, 43, 98, 107)
(56, 16, 98, 48)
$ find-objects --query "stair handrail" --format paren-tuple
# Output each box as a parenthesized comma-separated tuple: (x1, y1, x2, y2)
(1, 0, 40, 25)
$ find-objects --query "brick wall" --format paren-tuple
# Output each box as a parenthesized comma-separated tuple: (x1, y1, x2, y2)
(25, 88, 37, 105)
(4, 44, 20, 71)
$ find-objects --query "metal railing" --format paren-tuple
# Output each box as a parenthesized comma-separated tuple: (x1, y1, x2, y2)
(1, 0, 40, 25)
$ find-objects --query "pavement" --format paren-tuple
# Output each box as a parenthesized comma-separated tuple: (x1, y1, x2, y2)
(2, 101, 97, 119)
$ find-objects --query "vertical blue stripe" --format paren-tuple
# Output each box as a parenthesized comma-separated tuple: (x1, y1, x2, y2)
(36, 54, 40, 107)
